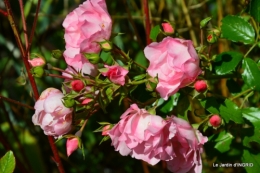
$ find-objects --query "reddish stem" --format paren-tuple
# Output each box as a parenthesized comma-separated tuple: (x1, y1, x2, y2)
(3, 1, 65, 172)
(0, 9, 7, 16)
(143, 0, 152, 45)
(18, 0, 29, 53)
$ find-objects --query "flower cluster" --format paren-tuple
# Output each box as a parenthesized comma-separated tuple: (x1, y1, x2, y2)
(108, 104, 207, 173)
(31, 0, 207, 172)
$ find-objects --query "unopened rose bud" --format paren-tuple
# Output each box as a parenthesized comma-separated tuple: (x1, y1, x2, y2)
(62, 97, 75, 108)
(194, 80, 207, 93)
(99, 40, 113, 52)
(71, 80, 85, 92)
(207, 33, 218, 43)
(83, 53, 100, 64)
(66, 138, 79, 157)
(209, 114, 222, 128)
(28, 57, 46, 67)
(102, 125, 111, 136)
(161, 22, 174, 34)
(81, 98, 92, 105)
(52, 49, 63, 59)
(146, 76, 158, 92)
(31, 66, 45, 78)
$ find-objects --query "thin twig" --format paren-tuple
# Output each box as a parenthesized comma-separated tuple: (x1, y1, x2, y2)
(18, 0, 29, 54)
(0, 95, 34, 110)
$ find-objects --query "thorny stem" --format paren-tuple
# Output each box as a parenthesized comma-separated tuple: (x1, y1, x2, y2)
(50, 66, 75, 77)
(0, 95, 34, 110)
(143, 0, 152, 45)
(3, 1, 65, 172)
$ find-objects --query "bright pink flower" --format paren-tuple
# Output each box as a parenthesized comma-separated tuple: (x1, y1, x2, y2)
(161, 22, 174, 34)
(28, 57, 45, 67)
(108, 104, 207, 173)
(71, 80, 85, 92)
(101, 65, 129, 85)
(62, 0, 112, 67)
(144, 37, 201, 100)
(32, 88, 73, 137)
(209, 115, 222, 128)
(194, 80, 207, 93)
(66, 138, 79, 157)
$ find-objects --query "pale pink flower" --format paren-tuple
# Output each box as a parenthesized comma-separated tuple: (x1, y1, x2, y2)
(108, 104, 207, 173)
(28, 57, 45, 67)
(101, 65, 129, 85)
(62, 0, 112, 67)
(144, 37, 201, 100)
(32, 88, 73, 137)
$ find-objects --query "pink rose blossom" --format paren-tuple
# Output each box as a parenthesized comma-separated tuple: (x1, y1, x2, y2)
(108, 104, 207, 173)
(144, 37, 201, 100)
(101, 65, 129, 85)
(62, 0, 112, 67)
(32, 88, 73, 137)
(28, 57, 45, 67)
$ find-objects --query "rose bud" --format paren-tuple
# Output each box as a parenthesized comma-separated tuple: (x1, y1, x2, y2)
(51, 49, 63, 59)
(31, 66, 45, 78)
(209, 114, 222, 128)
(99, 40, 113, 52)
(194, 80, 207, 93)
(102, 125, 111, 136)
(28, 57, 46, 67)
(83, 53, 100, 64)
(66, 130, 82, 157)
(207, 33, 218, 43)
(161, 22, 174, 34)
(71, 80, 85, 92)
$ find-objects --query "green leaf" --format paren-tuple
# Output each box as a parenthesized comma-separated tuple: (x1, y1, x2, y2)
(209, 131, 234, 153)
(0, 151, 15, 173)
(200, 98, 244, 124)
(214, 51, 243, 75)
(221, 15, 255, 44)
(150, 25, 161, 41)
(249, 0, 260, 22)
(242, 107, 260, 145)
(241, 149, 260, 173)
(242, 58, 260, 91)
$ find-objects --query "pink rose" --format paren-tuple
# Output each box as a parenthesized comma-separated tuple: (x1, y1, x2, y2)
(144, 37, 201, 100)
(32, 88, 73, 137)
(63, 0, 112, 67)
(101, 65, 129, 85)
(108, 104, 207, 173)
(28, 57, 45, 67)
(165, 116, 208, 173)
